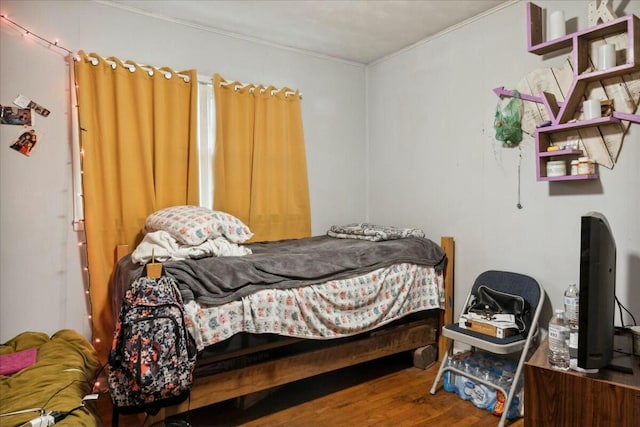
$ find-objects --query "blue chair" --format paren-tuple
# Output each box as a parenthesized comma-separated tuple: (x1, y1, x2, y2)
(430, 270, 545, 427)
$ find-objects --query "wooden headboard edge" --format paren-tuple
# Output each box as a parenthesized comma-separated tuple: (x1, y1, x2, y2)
(439, 236, 455, 361)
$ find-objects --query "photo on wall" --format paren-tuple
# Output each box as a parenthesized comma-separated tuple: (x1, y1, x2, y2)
(0, 105, 32, 126)
(13, 95, 50, 117)
(9, 128, 38, 157)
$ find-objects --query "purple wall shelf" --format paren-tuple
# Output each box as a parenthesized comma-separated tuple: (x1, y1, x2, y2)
(538, 149, 583, 158)
(537, 116, 621, 133)
(497, 2, 640, 182)
(537, 174, 598, 182)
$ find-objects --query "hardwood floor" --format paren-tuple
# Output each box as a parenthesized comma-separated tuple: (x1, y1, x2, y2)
(98, 353, 524, 427)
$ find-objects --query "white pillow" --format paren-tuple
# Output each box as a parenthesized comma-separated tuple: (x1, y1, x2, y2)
(144, 205, 253, 245)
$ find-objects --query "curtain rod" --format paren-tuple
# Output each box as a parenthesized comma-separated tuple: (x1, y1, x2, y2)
(82, 55, 191, 82)
(219, 79, 302, 99)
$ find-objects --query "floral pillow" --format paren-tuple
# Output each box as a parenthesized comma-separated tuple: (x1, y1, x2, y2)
(144, 205, 253, 246)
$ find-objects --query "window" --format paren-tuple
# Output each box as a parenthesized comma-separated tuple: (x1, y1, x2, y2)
(197, 78, 215, 209)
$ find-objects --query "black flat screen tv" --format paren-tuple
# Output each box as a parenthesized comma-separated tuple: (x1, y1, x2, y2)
(577, 212, 631, 373)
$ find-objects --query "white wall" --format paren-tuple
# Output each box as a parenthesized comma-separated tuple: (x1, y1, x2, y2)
(367, 0, 640, 325)
(0, 0, 367, 341)
(2, 0, 638, 343)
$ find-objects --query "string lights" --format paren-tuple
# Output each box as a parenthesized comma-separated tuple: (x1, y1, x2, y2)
(0, 13, 72, 54)
(69, 62, 97, 349)
(77, 237, 96, 348)
(1, 13, 99, 349)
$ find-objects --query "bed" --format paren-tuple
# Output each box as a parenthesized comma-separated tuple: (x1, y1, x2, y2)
(0, 330, 102, 427)
(110, 218, 454, 424)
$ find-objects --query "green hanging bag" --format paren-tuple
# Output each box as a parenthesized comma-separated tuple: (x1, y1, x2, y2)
(494, 91, 523, 146)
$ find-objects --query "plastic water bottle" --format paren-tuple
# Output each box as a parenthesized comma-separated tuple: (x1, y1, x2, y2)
(548, 309, 570, 370)
(564, 283, 579, 359)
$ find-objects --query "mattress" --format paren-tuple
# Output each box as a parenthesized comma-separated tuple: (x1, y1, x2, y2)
(113, 235, 446, 352)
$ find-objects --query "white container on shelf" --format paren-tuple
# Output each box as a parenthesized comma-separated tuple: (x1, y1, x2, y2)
(598, 44, 616, 70)
(583, 99, 601, 120)
(547, 160, 567, 177)
(549, 10, 566, 40)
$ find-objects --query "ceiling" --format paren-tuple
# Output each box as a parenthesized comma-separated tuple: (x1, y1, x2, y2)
(106, 0, 510, 64)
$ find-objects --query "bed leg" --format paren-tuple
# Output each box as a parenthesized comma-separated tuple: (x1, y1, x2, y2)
(412, 344, 437, 370)
(234, 386, 282, 410)
(111, 406, 119, 427)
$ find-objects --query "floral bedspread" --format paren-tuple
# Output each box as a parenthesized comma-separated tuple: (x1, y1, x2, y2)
(184, 263, 443, 351)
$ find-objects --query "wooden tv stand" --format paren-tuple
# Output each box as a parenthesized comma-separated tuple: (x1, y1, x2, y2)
(524, 338, 640, 426)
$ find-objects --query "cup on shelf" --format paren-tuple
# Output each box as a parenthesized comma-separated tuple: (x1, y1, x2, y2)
(598, 44, 616, 70)
(566, 135, 579, 150)
(583, 99, 601, 120)
(549, 10, 566, 40)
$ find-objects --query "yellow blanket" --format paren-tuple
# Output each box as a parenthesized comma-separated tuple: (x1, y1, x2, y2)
(0, 330, 101, 426)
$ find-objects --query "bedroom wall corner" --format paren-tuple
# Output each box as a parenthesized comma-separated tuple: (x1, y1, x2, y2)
(365, 0, 640, 326)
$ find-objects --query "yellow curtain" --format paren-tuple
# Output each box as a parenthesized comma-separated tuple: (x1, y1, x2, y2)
(75, 51, 199, 362)
(213, 74, 311, 241)
(212, 74, 254, 223)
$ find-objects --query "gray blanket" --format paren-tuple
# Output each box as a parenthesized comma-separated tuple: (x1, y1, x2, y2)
(112, 235, 445, 310)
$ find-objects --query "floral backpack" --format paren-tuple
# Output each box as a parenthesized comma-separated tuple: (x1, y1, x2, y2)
(108, 274, 197, 415)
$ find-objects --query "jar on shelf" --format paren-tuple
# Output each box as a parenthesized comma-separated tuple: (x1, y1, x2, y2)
(570, 160, 579, 175)
(578, 157, 595, 175)
(547, 160, 566, 177)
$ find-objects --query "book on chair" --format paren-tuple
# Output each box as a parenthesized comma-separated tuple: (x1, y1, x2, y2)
(458, 313, 519, 338)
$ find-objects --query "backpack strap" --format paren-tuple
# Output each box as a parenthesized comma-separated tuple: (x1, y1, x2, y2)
(109, 306, 126, 367)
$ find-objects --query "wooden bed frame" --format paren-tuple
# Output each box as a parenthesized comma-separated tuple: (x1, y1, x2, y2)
(113, 236, 454, 425)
